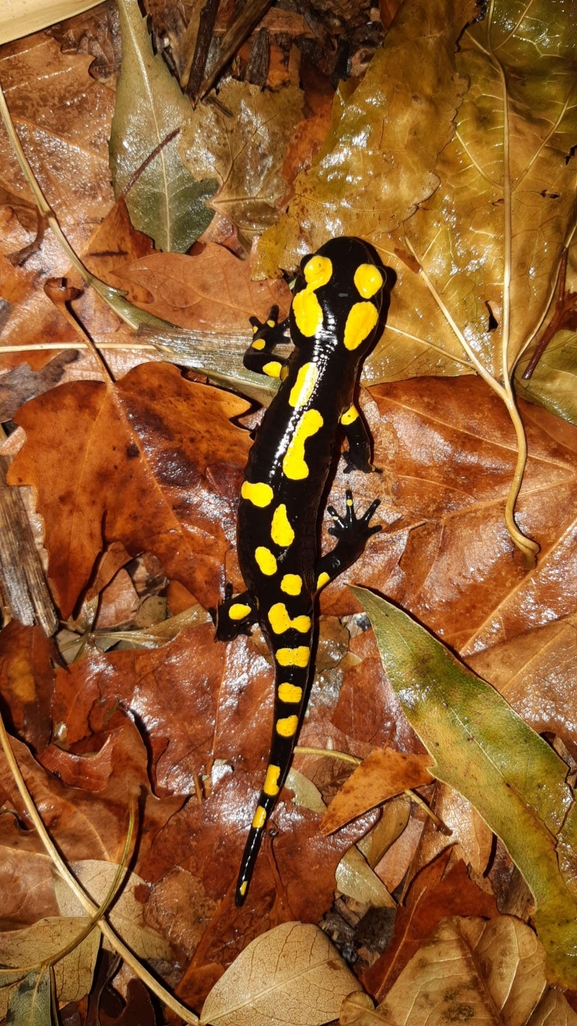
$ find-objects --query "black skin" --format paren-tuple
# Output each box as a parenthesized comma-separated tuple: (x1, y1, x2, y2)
(216, 237, 385, 906)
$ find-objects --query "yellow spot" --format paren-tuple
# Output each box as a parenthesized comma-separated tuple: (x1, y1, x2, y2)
(252, 325, 258, 334)
(281, 574, 302, 596)
(276, 715, 299, 737)
(266, 319, 276, 327)
(255, 546, 277, 575)
(276, 647, 310, 667)
(316, 571, 330, 590)
(252, 805, 267, 829)
(239, 881, 248, 896)
(343, 302, 379, 351)
(241, 481, 274, 507)
(354, 263, 383, 299)
(282, 409, 324, 480)
(346, 497, 353, 507)
(280, 365, 289, 381)
(303, 255, 332, 289)
(271, 504, 295, 547)
(251, 338, 266, 351)
(293, 290, 323, 337)
(263, 360, 282, 378)
(289, 362, 319, 409)
(341, 404, 359, 426)
(263, 764, 281, 796)
(268, 603, 311, 635)
(278, 682, 303, 703)
(229, 603, 251, 621)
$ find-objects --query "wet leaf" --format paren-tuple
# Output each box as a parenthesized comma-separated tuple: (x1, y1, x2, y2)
(362, 850, 499, 999)
(0, 352, 77, 420)
(110, 0, 217, 251)
(256, 0, 476, 274)
(8, 363, 251, 616)
(355, 589, 577, 988)
(200, 922, 362, 1026)
(181, 79, 303, 242)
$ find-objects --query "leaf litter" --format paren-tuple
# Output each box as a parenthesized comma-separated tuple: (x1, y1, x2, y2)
(0, 0, 577, 1023)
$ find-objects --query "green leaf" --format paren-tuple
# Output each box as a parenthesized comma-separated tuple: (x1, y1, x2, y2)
(516, 330, 577, 427)
(110, 0, 217, 251)
(5, 969, 53, 1026)
(353, 587, 577, 989)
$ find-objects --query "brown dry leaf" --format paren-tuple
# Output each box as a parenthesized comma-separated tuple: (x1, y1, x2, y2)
(180, 79, 303, 242)
(51, 623, 225, 794)
(351, 917, 577, 1026)
(8, 363, 251, 616)
(321, 749, 434, 835)
(468, 617, 577, 751)
(115, 242, 291, 331)
(0, 916, 100, 1019)
(0, 847, 59, 930)
(0, 711, 180, 871)
(362, 850, 499, 999)
(54, 860, 171, 961)
(199, 922, 362, 1026)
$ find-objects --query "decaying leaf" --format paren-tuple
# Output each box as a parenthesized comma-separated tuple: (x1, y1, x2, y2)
(356, 589, 577, 988)
(362, 850, 499, 998)
(4, 967, 53, 1026)
(345, 917, 577, 1026)
(200, 922, 362, 1026)
(110, 0, 217, 251)
(180, 79, 304, 242)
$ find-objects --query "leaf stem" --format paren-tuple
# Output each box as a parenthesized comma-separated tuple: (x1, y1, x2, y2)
(0, 714, 199, 1024)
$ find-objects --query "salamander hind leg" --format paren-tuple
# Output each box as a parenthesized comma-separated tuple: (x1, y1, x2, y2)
(316, 490, 381, 590)
(214, 582, 257, 641)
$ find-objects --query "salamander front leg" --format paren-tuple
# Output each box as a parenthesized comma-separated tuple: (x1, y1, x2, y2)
(340, 404, 381, 474)
(214, 582, 258, 641)
(243, 306, 290, 380)
(316, 490, 381, 590)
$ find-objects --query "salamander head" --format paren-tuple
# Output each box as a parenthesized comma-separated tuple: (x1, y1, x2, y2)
(291, 236, 385, 354)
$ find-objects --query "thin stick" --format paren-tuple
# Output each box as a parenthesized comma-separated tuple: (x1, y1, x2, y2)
(0, 714, 199, 1024)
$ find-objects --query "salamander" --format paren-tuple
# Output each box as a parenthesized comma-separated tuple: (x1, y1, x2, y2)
(216, 236, 385, 906)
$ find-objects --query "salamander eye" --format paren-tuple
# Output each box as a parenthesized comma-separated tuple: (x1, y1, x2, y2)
(302, 255, 333, 289)
(354, 263, 384, 299)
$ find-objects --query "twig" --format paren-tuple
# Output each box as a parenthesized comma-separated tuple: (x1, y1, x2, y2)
(0, 713, 199, 1024)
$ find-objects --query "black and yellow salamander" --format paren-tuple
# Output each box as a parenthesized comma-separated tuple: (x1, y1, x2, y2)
(216, 236, 385, 906)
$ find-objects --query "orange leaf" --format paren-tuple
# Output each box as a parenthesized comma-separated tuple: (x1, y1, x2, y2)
(8, 363, 251, 616)
(320, 748, 434, 835)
